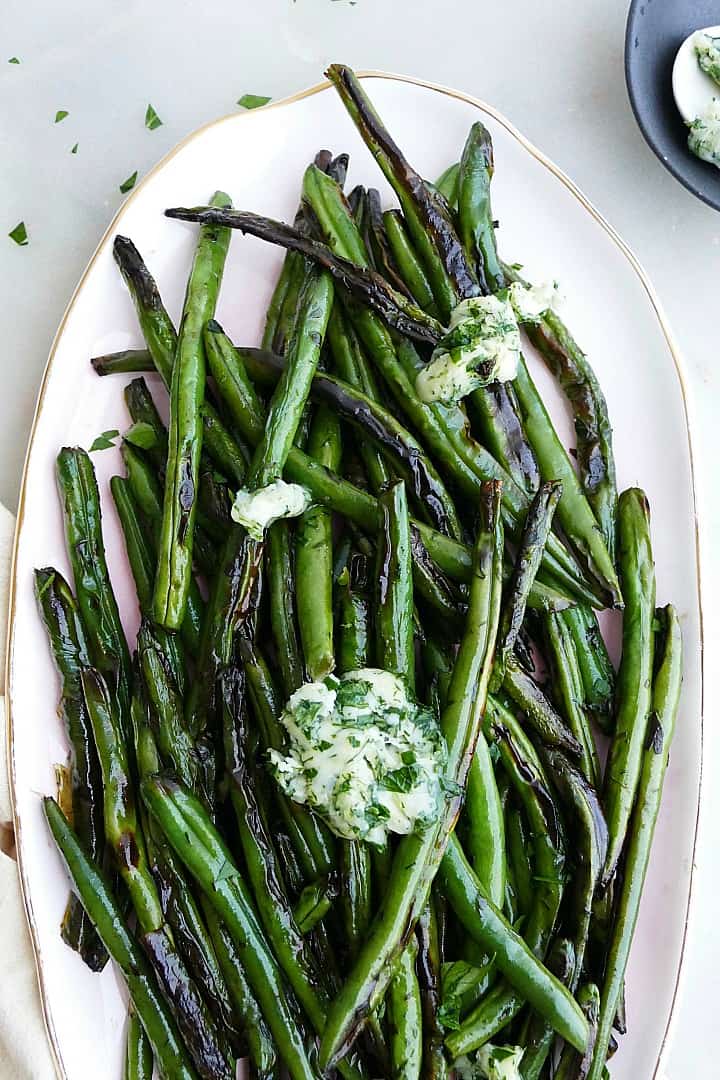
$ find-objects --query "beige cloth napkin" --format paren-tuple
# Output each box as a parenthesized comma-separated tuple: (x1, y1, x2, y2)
(0, 504, 56, 1079)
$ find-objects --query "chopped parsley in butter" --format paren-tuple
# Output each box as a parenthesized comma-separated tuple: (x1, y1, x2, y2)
(695, 32, 720, 87)
(455, 1044, 523, 1080)
(415, 283, 558, 404)
(230, 480, 311, 540)
(688, 98, 720, 167)
(268, 668, 446, 845)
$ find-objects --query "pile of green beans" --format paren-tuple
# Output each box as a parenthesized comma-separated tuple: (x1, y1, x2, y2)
(38, 63, 682, 1080)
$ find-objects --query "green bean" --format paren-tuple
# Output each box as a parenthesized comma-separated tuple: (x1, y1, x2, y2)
(556, 982, 600, 1080)
(504, 263, 618, 561)
(542, 749, 608, 984)
(137, 621, 200, 791)
(150, 843, 241, 1055)
(588, 605, 681, 1079)
(266, 521, 305, 695)
(113, 237, 177, 386)
(505, 801, 533, 917)
(449, 695, 569, 1056)
(121, 442, 203, 656)
(464, 735, 505, 909)
(512, 357, 621, 606)
(492, 480, 562, 689)
(334, 558, 374, 966)
(364, 186, 416, 296)
(388, 936, 422, 1080)
(518, 937, 576, 1080)
(293, 879, 335, 934)
(383, 209, 439, 317)
(501, 657, 582, 756)
(376, 480, 414, 687)
(262, 238, 302, 354)
(563, 605, 615, 735)
(416, 903, 449, 1079)
(469, 381, 541, 498)
(602, 488, 656, 886)
(154, 191, 232, 629)
(336, 555, 371, 674)
(440, 837, 586, 1054)
(110, 476, 185, 693)
(43, 799, 196, 1079)
(198, 404, 247, 489)
(80, 666, 162, 932)
(91, 348, 154, 377)
(204, 320, 265, 443)
(340, 839, 373, 963)
(56, 447, 131, 728)
(457, 121, 505, 294)
(34, 567, 107, 971)
(184, 530, 263, 737)
(296, 405, 341, 680)
(325, 64, 478, 319)
(124, 1008, 153, 1080)
(409, 528, 466, 626)
(141, 776, 320, 1080)
(114, 240, 249, 492)
(247, 267, 334, 489)
(318, 482, 503, 1069)
(200, 899, 278, 1080)
(326, 304, 391, 493)
(544, 612, 602, 786)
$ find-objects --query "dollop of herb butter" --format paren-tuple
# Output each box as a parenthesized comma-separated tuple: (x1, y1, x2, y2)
(415, 284, 558, 404)
(688, 98, 720, 168)
(268, 668, 447, 845)
(455, 1044, 523, 1080)
(695, 32, 720, 87)
(231, 480, 311, 540)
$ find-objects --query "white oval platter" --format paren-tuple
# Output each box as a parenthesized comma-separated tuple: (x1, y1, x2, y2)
(5, 72, 702, 1079)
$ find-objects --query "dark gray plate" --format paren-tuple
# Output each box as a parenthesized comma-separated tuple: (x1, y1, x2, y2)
(625, 0, 720, 210)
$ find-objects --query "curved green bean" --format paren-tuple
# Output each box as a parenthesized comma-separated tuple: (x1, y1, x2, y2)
(588, 605, 681, 1079)
(44, 798, 196, 1079)
(376, 480, 415, 688)
(602, 488, 656, 886)
(34, 567, 107, 971)
(296, 405, 341, 680)
(388, 937, 422, 1080)
(154, 190, 232, 629)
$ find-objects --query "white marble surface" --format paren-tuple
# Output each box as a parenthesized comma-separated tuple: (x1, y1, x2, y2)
(1, 0, 717, 1075)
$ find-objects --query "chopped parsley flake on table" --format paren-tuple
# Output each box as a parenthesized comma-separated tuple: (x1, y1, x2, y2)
(119, 171, 138, 194)
(8, 222, 28, 246)
(237, 93, 272, 109)
(145, 103, 163, 130)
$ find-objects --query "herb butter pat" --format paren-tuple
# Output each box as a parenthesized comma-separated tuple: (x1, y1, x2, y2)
(415, 283, 558, 404)
(688, 98, 720, 168)
(695, 32, 720, 87)
(455, 1044, 523, 1080)
(268, 668, 447, 845)
(231, 480, 311, 540)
